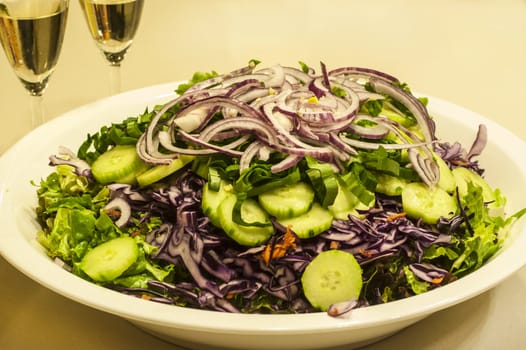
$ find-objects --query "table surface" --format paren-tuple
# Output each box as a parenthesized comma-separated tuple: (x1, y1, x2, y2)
(1, 1, 526, 349)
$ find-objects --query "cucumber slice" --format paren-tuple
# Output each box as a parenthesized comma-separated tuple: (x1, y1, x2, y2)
(401, 182, 458, 224)
(136, 155, 194, 187)
(115, 161, 150, 184)
(79, 236, 139, 282)
(381, 107, 416, 128)
(301, 250, 363, 311)
(258, 182, 315, 219)
(218, 194, 274, 246)
(278, 202, 333, 239)
(452, 167, 495, 203)
(329, 178, 374, 220)
(434, 153, 456, 193)
(91, 145, 146, 185)
(375, 173, 408, 196)
(202, 180, 232, 227)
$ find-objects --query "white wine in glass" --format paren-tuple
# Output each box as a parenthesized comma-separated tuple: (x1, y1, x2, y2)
(79, 0, 144, 94)
(0, 0, 69, 128)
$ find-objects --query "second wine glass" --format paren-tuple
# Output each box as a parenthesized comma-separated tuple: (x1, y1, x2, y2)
(78, 0, 143, 94)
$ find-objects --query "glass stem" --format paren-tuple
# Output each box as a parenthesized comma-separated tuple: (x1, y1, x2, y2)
(29, 93, 44, 129)
(109, 63, 122, 94)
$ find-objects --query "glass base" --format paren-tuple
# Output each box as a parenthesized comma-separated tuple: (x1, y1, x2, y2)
(103, 49, 128, 66)
(20, 78, 49, 97)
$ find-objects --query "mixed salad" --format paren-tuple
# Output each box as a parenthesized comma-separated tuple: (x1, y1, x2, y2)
(35, 60, 525, 316)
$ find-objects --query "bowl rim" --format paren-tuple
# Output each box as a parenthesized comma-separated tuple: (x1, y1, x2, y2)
(1, 82, 525, 334)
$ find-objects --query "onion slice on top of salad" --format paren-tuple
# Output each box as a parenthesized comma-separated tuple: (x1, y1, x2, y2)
(137, 60, 439, 186)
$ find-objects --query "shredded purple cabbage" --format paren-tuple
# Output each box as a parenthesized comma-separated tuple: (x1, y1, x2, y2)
(100, 164, 464, 313)
(434, 124, 487, 176)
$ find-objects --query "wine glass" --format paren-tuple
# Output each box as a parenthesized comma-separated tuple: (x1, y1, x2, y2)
(0, 0, 69, 128)
(78, 0, 144, 94)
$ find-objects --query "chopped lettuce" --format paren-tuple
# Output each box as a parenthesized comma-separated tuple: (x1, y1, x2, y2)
(36, 165, 173, 286)
(403, 266, 430, 295)
(175, 70, 219, 95)
(450, 182, 510, 276)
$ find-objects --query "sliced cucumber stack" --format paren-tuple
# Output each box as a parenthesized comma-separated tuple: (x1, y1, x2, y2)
(90, 145, 194, 186)
(217, 194, 274, 246)
(301, 250, 363, 311)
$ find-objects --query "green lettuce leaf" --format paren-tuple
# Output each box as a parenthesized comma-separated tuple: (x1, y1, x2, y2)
(403, 266, 429, 294)
(451, 182, 510, 276)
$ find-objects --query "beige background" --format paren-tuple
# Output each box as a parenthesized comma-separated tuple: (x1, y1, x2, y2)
(1, 0, 526, 349)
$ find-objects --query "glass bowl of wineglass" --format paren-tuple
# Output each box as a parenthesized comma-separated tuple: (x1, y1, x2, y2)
(0, 0, 69, 128)
(78, 0, 144, 94)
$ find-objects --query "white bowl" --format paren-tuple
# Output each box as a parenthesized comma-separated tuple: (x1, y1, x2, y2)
(1, 83, 525, 350)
